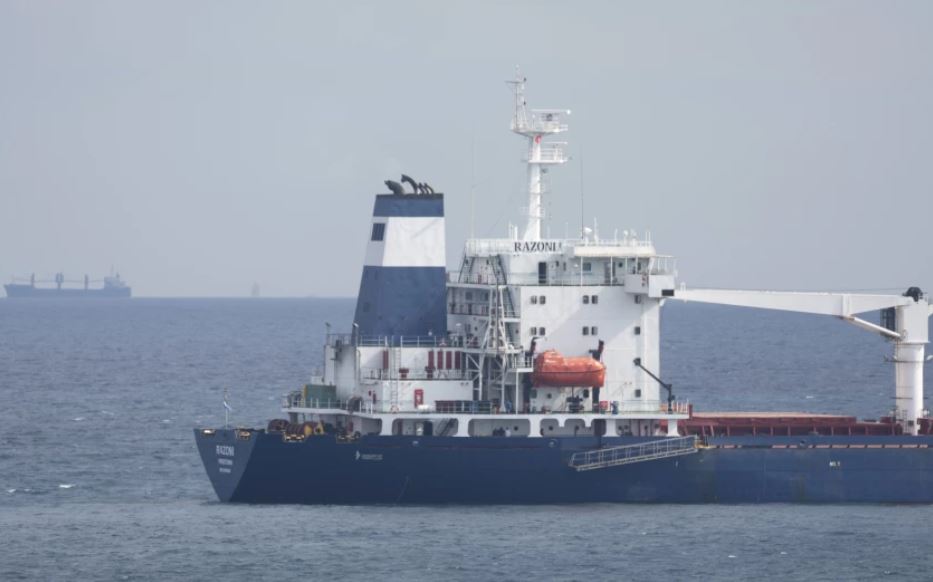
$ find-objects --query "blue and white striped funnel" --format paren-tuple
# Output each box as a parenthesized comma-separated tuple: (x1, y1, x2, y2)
(353, 189, 447, 340)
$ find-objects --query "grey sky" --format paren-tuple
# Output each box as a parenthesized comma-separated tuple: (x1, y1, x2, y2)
(1, 1, 931, 297)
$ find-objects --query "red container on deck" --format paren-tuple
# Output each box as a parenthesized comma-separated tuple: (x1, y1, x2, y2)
(532, 350, 606, 388)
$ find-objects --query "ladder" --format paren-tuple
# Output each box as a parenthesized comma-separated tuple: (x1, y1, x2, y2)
(389, 343, 401, 410)
(568, 436, 697, 472)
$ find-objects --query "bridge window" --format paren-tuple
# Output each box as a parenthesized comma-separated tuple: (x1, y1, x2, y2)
(530, 327, 538, 336)
(582, 262, 592, 272)
(582, 327, 589, 336)
(635, 389, 642, 398)
(591, 326, 598, 335)
(539, 295, 546, 305)
(591, 295, 598, 304)
(539, 327, 546, 336)
(530, 295, 538, 305)
(582, 295, 589, 304)
(370, 222, 385, 241)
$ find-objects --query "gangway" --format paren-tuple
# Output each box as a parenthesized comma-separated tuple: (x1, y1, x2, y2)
(568, 436, 697, 471)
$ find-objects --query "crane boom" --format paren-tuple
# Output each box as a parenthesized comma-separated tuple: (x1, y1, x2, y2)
(673, 288, 912, 316)
(672, 286, 931, 435)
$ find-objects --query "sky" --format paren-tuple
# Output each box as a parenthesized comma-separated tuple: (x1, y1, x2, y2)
(1, 1, 931, 297)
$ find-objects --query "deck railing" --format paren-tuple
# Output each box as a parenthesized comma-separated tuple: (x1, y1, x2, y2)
(284, 392, 690, 417)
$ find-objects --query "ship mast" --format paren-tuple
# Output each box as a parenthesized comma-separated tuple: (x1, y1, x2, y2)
(507, 68, 570, 241)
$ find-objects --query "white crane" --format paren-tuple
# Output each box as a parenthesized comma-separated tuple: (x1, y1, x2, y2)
(673, 287, 931, 435)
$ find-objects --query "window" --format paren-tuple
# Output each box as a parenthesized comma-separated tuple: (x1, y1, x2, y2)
(591, 295, 598, 305)
(465, 291, 473, 301)
(530, 327, 538, 336)
(634, 326, 641, 335)
(591, 326, 598, 335)
(370, 222, 385, 241)
(634, 389, 642, 398)
(582, 262, 592, 272)
(582, 327, 589, 336)
(634, 295, 642, 304)
(530, 295, 538, 305)
(582, 295, 589, 305)
(539, 327, 546, 336)
(539, 295, 546, 305)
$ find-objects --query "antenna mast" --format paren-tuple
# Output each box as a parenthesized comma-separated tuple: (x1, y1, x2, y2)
(507, 67, 570, 241)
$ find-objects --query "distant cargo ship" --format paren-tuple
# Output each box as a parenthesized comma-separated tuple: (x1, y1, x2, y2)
(4, 273, 131, 298)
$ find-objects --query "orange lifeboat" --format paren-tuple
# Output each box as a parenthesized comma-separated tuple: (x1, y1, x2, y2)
(532, 350, 605, 388)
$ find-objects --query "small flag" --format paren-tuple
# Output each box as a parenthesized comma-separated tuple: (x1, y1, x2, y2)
(223, 388, 233, 412)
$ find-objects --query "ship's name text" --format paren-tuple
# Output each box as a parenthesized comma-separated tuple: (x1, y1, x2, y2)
(216, 445, 235, 457)
(514, 241, 562, 253)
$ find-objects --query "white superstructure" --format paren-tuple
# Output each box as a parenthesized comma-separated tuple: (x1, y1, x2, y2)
(284, 72, 931, 439)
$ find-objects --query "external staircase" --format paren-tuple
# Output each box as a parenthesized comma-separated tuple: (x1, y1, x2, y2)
(568, 436, 698, 471)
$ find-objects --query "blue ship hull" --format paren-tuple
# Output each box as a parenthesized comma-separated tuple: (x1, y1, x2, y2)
(4, 284, 131, 298)
(195, 429, 933, 504)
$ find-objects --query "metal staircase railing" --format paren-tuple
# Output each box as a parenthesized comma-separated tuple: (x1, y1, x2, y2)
(458, 256, 476, 283)
(568, 436, 697, 471)
(436, 418, 457, 437)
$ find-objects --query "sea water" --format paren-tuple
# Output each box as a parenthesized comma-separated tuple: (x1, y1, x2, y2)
(1, 298, 930, 581)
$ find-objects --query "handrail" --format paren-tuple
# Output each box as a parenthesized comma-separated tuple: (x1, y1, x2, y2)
(283, 391, 690, 416)
(569, 436, 698, 471)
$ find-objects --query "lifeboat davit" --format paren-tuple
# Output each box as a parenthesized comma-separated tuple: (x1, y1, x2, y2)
(532, 350, 605, 388)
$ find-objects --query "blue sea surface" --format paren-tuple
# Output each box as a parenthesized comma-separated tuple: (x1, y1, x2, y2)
(1, 298, 931, 581)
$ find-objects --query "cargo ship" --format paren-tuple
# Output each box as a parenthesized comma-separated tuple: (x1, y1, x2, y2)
(195, 71, 933, 503)
(4, 272, 131, 298)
